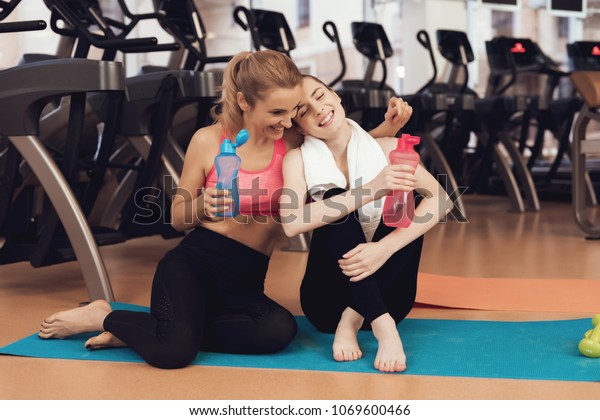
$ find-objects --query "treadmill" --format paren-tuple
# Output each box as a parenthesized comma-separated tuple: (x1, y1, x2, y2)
(567, 41, 600, 239)
(484, 36, 589, 207)
(0, 0, 139, 301)
(44, 0, 222, 240)
(422, 30, 540, 213)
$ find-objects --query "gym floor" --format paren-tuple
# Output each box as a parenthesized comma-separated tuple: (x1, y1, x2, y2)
(1, 195, 599, 399)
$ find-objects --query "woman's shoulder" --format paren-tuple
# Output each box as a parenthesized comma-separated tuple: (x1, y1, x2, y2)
(188, 123, 222, 151)
(184, 123, 222, 171)
(282, 146, 303, 167)
(374, 136, 397, 155)
(282, 147, 306, 186)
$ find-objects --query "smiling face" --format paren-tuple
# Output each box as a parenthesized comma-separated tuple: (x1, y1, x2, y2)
(293, 76, 347, 140)
(239, 85, 303, 141)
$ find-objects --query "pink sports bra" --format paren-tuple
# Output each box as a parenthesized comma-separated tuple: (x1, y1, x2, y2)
(204, 136, 286, 216)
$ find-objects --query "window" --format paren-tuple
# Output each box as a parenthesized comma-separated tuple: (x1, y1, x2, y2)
(298, 0, 310, 29)
(558, 17, 568, 39)
(491, 10, 513, 37)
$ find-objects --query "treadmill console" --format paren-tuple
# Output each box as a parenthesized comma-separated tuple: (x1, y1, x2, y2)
(351, 22, 393, 60)
(486, 37, 547, 72)
(567, 41, 600, 71)
(436, 30, 475, 65)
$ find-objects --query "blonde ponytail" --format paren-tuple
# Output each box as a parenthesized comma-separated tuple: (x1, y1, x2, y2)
(211, 50, 302, 135)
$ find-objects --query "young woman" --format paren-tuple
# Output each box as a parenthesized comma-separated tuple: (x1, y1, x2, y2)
(38, 50, 304, 369)
(280, 76, 453, 373)
(38, 52, 410, 369)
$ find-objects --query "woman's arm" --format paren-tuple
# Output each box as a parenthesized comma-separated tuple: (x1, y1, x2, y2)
(279, 148, 417, 238)
(170, 125, 230, 231)
(377, 137, 454, 255)
(377, 164, 453, 254)
(338, 138, 453, 281)
(339, 165, 453, 281)
(368, 97, 413, 138)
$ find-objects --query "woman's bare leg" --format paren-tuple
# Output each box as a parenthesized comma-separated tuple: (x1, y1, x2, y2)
(371, 313, 406, 373)
(39, 300, 112, 339)
(332, 307, 364, 362)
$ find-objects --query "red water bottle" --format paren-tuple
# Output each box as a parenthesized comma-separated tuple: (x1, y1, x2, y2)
(382, 134, 420, 228)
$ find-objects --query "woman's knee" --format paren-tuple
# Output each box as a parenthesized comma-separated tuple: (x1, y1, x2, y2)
(300, 302, 340, 334)
(142, 324, 201, 369)
(259, 305, 298, 352)
(140, 340, 198, 369)
(209, 301, 297, 354)
(306, 315, 338, 334)
(145, 347, 197, 369)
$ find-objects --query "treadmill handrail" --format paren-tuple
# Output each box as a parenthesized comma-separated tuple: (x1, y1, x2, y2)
(151, 0, 233, 71)
(416, 30, 438, 95)
(0, 0, 21, 20)
(233, 7, 295, 56)
(323, 21, 346, 88)
(46, 0, 179, 56)
(435, 29, 473, 93)
(0, 19, 46, 33)
(233, 5, 262, 51)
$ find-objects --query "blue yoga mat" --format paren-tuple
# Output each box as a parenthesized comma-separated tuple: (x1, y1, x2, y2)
(1, 303, 598, 381)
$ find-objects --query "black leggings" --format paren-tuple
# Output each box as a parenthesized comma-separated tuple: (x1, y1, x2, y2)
(300, 188, 424, 333)
(103, 227, 297, 369)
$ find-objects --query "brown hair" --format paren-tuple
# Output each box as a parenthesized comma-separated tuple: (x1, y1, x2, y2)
(211, 50, 303, 136)
(302, 74, 331, 90)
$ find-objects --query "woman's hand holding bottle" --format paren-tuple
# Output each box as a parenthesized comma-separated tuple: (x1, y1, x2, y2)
(202, 188, 233, 221)
(366, 164, 417, 201)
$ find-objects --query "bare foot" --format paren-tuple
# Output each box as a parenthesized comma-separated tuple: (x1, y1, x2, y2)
(39, 300, 112, 339)
(332, 308, 364, 362)
(85, 332, 126, 350)
(371, 313, 406, 373)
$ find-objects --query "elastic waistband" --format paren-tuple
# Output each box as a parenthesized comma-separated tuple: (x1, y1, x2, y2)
(180, 226, 270, 276)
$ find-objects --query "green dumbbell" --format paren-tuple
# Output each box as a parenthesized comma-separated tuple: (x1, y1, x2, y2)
(579, 314, 600, 358)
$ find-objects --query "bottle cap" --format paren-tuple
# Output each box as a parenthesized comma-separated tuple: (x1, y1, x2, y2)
(397, 133, 420, 149)
(220, 139, 235, 154)
(233, 129, 249, 148)
(220, 129, 249, 154)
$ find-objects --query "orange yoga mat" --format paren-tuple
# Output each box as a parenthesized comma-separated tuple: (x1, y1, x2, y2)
(416, 273, 600, 312)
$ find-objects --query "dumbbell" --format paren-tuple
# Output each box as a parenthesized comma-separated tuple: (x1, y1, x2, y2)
(579, 314, 600, 358)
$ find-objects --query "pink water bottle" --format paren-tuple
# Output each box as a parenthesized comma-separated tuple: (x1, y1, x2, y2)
(382, 134, 420, 228)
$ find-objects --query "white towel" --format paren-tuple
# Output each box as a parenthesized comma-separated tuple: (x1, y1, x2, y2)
(300, 119, 389, 240)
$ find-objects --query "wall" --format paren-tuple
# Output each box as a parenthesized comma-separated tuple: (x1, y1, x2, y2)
(1, 0, 599, 94)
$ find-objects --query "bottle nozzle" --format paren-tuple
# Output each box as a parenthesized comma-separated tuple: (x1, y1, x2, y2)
(233, 129, 249, 148)
(219, 139, 235, 154)
(398, 133, 420, 148)
(220, 129, 249, 154)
